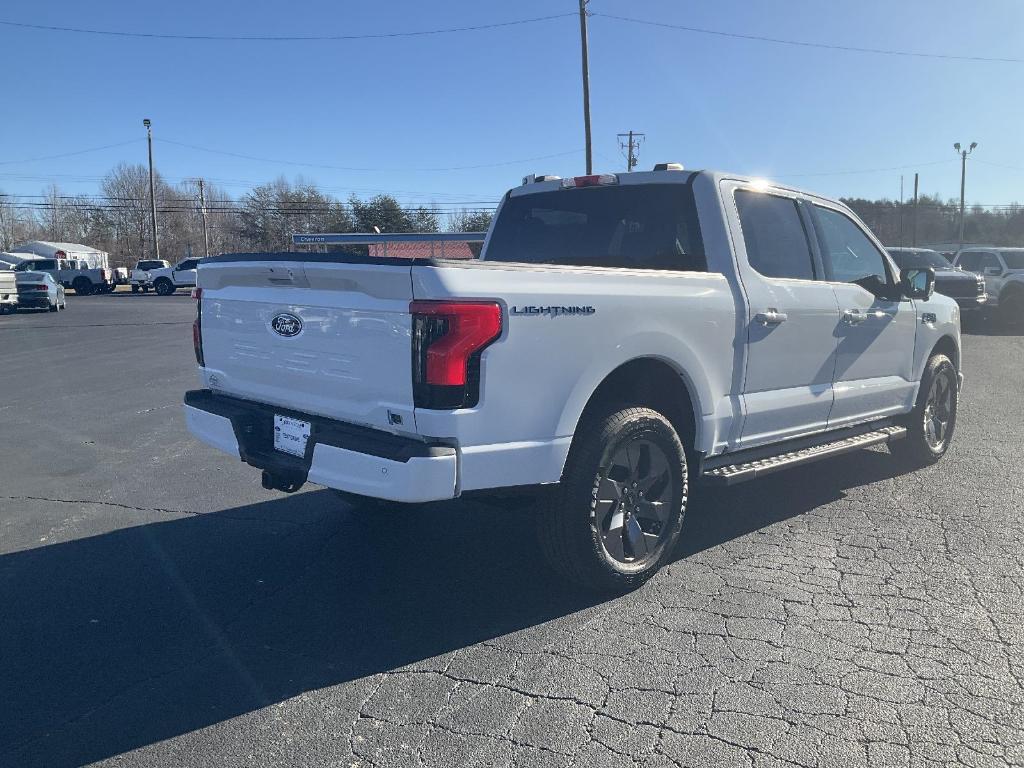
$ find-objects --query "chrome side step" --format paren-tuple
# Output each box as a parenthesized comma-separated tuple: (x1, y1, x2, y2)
(702, 425, 907, 486)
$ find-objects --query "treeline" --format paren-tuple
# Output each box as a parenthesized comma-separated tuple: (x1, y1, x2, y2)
(842, 194, 1024, 248)
(0, 163, 494, 268)
(3, 164, 1021, 268)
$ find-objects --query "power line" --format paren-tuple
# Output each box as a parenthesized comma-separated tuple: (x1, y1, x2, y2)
(0, 12, 575, 41)
(775, 159, 957, 178)
(974, 159, 1024, 173)
(593, 13, 1024, 64)
(0, 139, 143, 165)
(157, 137, 583, 172)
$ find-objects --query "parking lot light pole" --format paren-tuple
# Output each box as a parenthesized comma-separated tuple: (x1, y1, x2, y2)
(144, 119, 161, 261)
(579, 0, 592, 175)
(954, 141, 977, 250)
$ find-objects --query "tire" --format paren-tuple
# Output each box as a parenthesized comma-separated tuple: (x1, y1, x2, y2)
(538, 406, 689, 593)
(154, 278, 175, 296)
(890, 353, 958, 467)
(131, 285, 139, 293)
(999, 291, 1024, 329)
(49, 300, 58, 312)
(72, 277, 93, 296)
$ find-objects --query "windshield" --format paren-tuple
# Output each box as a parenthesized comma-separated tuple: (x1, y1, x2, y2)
(1000, 251, 1024, 270)
(888, 249, 949, 269)
(485, 183, 705, 270)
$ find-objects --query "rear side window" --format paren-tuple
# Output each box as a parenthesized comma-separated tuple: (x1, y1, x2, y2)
(485, 184, 705, 271)
(734, 190, 815, 280)
(1001, 251, 1024, 270)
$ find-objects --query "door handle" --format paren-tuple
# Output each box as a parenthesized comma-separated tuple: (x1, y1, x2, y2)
(841, 309, 866, 325)
(754, 309, 788, 326)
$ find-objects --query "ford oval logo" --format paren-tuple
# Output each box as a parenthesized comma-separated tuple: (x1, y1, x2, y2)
(270, 313, 303, 337)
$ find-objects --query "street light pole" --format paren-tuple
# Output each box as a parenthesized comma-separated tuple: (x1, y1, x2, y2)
(143, 119, 160, 261)
(954, 141, 977, 250)
(578, 0, 593, 175)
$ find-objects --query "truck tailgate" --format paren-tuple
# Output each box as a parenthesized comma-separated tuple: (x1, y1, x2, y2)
(199, 258, 418, 433)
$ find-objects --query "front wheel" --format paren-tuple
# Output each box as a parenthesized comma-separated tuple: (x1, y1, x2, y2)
(890, 354, 958, 466)
(999, 291, 1024, 329)
(154, 279, 175, 296)
(538, 406, 689, 593)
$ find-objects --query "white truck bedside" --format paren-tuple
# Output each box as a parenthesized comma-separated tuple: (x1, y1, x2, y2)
(185, 167, 962, 591)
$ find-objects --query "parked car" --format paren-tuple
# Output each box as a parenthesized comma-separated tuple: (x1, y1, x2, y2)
(0, 269, 17, 314)
(184, 167, 960, 592)
(149, 258, 200, 296)
(130, 260, 171, 292)
(12, 257, 114, 295)
(112, 267, 130, 288)
(887, 247, 987, 311)
(15, 271, 66, 312)
(953, 247, 1024, 325)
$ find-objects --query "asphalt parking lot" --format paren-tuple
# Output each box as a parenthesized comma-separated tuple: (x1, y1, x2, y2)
(2, 294, 1023, 768)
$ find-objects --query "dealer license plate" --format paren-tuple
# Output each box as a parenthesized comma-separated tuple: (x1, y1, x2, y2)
(273, 414, 311, 457)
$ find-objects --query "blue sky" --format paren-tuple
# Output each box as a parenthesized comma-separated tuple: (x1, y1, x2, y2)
(1, 0, 1022, 210)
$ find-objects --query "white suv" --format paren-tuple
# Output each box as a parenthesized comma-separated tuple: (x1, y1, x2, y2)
(954, 248, 1024, 325)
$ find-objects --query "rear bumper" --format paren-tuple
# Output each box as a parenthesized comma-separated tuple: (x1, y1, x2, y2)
(183, 389, 458, 502)
(16, 296, 50, 308)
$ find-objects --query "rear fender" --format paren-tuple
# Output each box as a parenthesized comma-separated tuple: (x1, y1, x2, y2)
(554, 331, 716, 454)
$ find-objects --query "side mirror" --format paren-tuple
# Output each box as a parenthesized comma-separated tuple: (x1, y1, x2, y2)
(901, 267, 935, 301)
(984, 266, 1003, 277)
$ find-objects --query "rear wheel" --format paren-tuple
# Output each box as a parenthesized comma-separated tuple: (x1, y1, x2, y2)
(131, 284, 139, 293)
(72, 277, 93, 296)
(538, 406, 688, 593)
(49, 300, 58, 312)
(155, 278, 175, 296)
(890, 354, 958, 466)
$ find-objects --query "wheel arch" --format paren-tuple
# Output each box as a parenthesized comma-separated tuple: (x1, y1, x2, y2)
(567, 356, 703, 459)
(930, 334, 959, 372)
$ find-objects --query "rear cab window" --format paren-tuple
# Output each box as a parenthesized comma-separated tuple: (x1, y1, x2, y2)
(734, 190, 816, 280)
(484, 183, 705, 271)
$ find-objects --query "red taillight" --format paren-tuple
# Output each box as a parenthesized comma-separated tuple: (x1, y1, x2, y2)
(192, 288, 204, 367)
(411, 300, 502, 409)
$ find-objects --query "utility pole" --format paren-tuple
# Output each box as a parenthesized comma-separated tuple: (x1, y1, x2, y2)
(143, 118, 160, 261)
(899, 175, 905, 247)
(617, 131, 646, 172)
(953, 141, 977, 249)
(912, 173, 919, 247)
(197, 178, 210, 258)
(578, 0, 592, 174)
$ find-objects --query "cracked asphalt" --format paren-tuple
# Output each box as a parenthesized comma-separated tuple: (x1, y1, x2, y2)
(2, 295, 1023, 768)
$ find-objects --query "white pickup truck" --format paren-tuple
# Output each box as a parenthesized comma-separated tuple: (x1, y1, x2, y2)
(130, 259, 170, 292)
(12, 257, 114, 295)
(185, 167, 961, 591)
(149, 258, 200, 296)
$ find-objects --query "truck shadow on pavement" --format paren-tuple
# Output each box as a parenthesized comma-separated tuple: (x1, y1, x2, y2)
(2, 448, 907, 767)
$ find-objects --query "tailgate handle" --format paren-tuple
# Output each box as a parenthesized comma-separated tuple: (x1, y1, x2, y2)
(266, 267, 298, 284)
